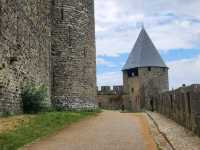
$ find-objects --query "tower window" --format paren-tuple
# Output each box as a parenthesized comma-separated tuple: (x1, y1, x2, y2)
(131, 88, 134, 93)
(163, 68, 166, 72)
(127, 68, 138, 77)
(148, 67, 151, 71)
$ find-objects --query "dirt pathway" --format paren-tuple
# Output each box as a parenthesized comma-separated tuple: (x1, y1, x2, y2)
(23, 111, 157, 150)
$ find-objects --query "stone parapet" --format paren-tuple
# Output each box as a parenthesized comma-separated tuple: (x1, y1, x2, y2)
(152, 84, 200, 137)
(97, 85, 124, 95)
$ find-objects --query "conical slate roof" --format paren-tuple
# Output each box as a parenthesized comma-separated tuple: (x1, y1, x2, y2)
(122, 28, 167, 71)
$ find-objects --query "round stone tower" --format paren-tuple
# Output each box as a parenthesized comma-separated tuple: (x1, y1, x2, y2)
(122, 28, 169, 112)
(51, 0, 96, 109)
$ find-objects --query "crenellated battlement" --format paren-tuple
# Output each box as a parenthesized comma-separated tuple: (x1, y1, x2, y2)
(97, 85, 124, 95)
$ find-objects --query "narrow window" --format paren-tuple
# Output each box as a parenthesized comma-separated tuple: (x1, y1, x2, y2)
(81, 0, 85, 10)
(83, 48, 87, 57)
(98, 102, 102, 108)
(29, 33, 31, 49)
(67, 26, 72, 47)
(187, 92, 191, 114)
(85, 1, 88, 13)
(61, 4, 64, 20)
(0, 85, 3, 96)
(16, 14, 21, 49)
(51, 0, 55, 6)
(163, 68, 166, 72)
(131, 88, 134, 93)
(16, 15, 19, 42)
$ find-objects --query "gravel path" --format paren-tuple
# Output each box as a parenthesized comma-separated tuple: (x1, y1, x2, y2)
(23, 111, 157, 150)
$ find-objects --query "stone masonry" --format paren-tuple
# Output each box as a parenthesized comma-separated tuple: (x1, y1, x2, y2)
(0, 0, 51, 115)
(97, 86, 125, 110)
(152, 84, 200, 137)
(123, 67, 169, 111)
(51, 0, 96, 110)
(0, 0, 96, 115)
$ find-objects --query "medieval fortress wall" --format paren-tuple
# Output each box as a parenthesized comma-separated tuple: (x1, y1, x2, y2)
(0, 0, 96, 115)
(0, 0, 51, 115)
(153, 84, 200, 136)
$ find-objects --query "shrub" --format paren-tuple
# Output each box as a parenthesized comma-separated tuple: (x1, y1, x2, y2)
(21, 83, 48, 114)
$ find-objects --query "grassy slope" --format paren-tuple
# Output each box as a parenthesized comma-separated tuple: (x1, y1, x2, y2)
(0, 111, 99, 150)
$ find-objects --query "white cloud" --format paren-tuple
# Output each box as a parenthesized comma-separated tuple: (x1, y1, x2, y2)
(95, 0, 200, 56)
(95, 0, 200, 88)
(168, 55, 200, 89)
(96, 58, 115, 67)
(97, 71, 123, 86)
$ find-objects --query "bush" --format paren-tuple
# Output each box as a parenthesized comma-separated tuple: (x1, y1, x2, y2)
(21, 83, 48, 114)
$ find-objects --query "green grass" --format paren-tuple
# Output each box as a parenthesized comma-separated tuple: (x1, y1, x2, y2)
(0, 111, 100, 150)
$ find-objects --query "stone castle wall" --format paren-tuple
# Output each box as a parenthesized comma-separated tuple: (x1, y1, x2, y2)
(152, 84, 200, 136)
(97, 86, 125, 110)
(0, 0, 51, 115)
(0, 0, 96, 114)
(51, 0, 96, 109)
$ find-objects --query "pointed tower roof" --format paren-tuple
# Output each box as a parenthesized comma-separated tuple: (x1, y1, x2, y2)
(122, 28, 167, 71)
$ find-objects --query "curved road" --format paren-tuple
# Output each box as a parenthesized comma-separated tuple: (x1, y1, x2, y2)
(23, 111, 157, 150)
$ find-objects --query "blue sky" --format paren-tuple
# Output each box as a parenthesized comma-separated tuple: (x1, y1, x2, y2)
(95, 0, 200, 89)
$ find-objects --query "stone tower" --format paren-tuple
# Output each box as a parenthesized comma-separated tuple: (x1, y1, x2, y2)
(0, 0, 96, 115)
(122, 28, 169, 111)
(51, 0, 96, 109)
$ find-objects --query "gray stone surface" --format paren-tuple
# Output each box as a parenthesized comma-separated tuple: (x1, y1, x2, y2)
(51, 0, 96, 109)
(123, 66, 169, 112)
(153, 84, 200, 137)
(0, 0, 96, 115)
(97, 86, 126, 110)
(0, 0, 51, 115)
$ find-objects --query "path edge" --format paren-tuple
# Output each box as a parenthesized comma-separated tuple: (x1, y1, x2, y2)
(145, 111, 176, 150)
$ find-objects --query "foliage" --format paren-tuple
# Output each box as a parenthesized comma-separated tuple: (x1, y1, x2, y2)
(0, 111, 99, 150)
(21, 83, 48, 114)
